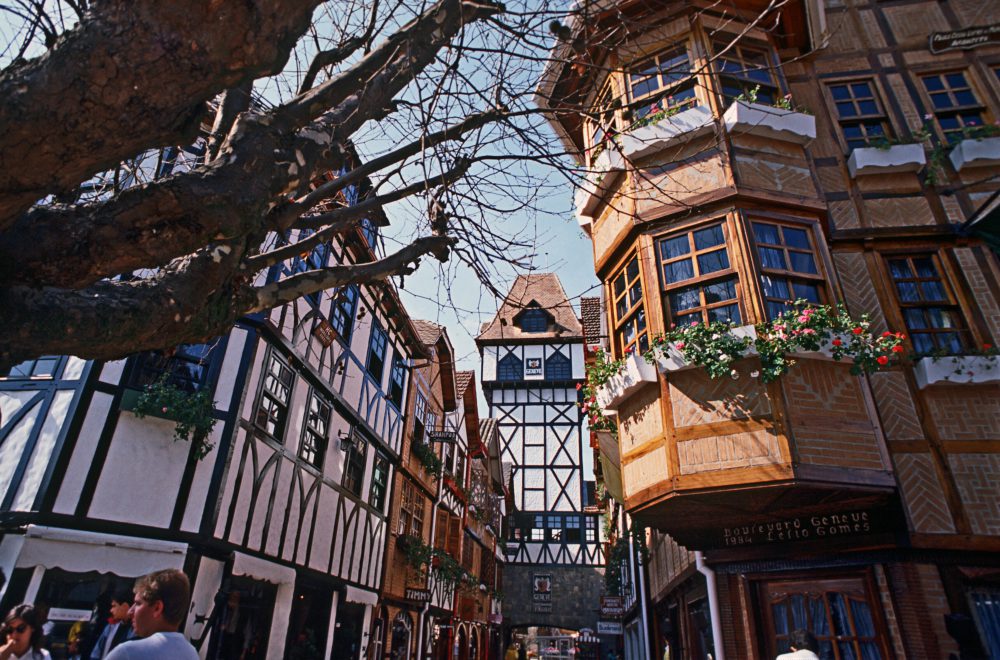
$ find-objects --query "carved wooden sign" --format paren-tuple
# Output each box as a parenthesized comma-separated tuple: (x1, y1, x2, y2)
(716, 508, 889, 548)
(929, 24, 1000, 54)
(312, 319, 336, 347)
(405, 588, 430, 602)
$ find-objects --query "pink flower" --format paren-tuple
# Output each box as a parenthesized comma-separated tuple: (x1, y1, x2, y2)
(802, 328, 816, 335)
(691, 321, 700, 326)
(798, 315, 809, 323)
(675, 342, 685, 350)
(161, 407, 168, 413)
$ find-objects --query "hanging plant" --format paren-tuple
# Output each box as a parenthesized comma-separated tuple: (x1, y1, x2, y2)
(412, 440, 444, 479)
(132, 374, 216, 460)
(579, 348, 624, 432)
(401, 536, 479, 594)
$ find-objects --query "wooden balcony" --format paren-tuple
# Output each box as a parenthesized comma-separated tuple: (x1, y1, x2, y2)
(612, 356, 897, 549)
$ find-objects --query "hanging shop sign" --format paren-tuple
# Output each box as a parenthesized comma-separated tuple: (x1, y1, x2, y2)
(532, 573, 552, 612)
(929, 24, 1000, 54)
(405, 588, 431, 603)
(597, 621, 623, 635)
(312, 319, 336, 347)
(525, 357, 543, 377)
(600, 596, 624, 618)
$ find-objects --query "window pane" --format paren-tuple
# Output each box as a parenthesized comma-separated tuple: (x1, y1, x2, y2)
(703, 278, 737, 304)
(789, 251, 818, 274)
(851, 82, 872, 97)
(660, 235, 690, 259)
(913, 257, 938, 279)
(904, 308, 927, 329)
(940, 332, 963, 353)
(759, 247, 786, 269)
(920, 280, 946, 301)
(922, 75, 944, 92)
(669, 288, 701, 313)
(831, 85, 850, 101)
(708, 304, 740, 324)
(782, 227, 810, 249)
(837, 102, 858, 118)
(626, 258, 639, 281)
(614, 273, 626, 297)
(858, 100, 878, 115)
(945, 72, 968, 88)
(698, 249, 730, 275)
(630, 282, 643, 307)
(888, 259, 912, 279)
(912, 333, 934, 353)
(895, 281, 920, 302)
(793, 281, 822, 302)
(762, 275, 790, 299)
(663, 259, 694, 283)
(753, 222, 781, 245)
(693, 225, 725, 250)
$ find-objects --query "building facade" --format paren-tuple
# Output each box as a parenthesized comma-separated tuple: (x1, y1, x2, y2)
(476, 274, 606, 639)
(540, 1, 1000, 658)
(0, 183, 434, 659)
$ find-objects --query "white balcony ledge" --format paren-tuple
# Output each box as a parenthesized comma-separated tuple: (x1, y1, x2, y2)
(594, 353, 658, 414)
(847, 143, 926, 177)
(723, 101, 816, 145)
(913, 355, 1000, 389)
(575, 148, 626, 225)
(948, 137, 1000, 171)
(619, 105, 716, 162)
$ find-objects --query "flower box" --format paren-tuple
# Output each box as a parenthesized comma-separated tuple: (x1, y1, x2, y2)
(948, 137, 1000, 171)
(912, 355, 1000, 389)
(594, 352, 658, 414)
(652, 325, 758, 373)
(786, 333, 852, 361)
(119, 386, 187, 423)
(575, 148, 627, 224)
(847, 143, 926, 177)
(722, 101, 816, 145)
(619, 105, 715, 162)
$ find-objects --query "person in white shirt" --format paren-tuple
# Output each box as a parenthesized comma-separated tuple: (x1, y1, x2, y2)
(776, 629, 820, 660)
(105, 569, 198, 660)
(0, 603, 51, 660)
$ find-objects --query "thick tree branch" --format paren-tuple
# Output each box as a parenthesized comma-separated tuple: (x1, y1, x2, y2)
(251, 235, 456, 312)
(0, 0, 323, 226)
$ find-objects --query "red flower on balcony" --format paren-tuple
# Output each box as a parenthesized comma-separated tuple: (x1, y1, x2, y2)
(876, 355, 889, 365)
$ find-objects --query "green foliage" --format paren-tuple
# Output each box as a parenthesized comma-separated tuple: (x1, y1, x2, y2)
(132, 374, 216, 460)
(735, 85, 811, 115)
(644, 301, 906, 383)
(412, 440, 443, 479)
(603, 537, 629, 596)
(401, 536, 479, 594)
(580, 348, 622, 432)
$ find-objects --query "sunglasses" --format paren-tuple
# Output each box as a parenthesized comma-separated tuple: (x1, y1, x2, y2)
(8, 624, 28, 634)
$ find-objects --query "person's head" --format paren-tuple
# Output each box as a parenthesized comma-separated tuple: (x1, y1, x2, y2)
(4, 603, 44, 654)
(789, 629, 818, 652)
(130, 569, 191, 637)
(110, 587, 133, 623)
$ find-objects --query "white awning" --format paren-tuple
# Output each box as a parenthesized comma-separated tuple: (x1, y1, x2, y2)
(17, 525, 187, 577)
(231, 552, 296, 585)
(345, 585, 378, 606)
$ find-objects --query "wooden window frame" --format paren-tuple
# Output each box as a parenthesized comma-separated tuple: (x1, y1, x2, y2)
(254, 349, 294, 440)
(369, 448, 391, 511)
(366, 320, 389, 383)
(411, 391, 428, 445)
(497, 353, 523, 381)
(610, 254, 649, 357)
(342, 431, 368, 497)
(749, 218, 827, 319)
(883, 252, 971, 354)
(826, 78, 892, 151)
(586, 81, 620, 163)
(656, 219, 743, 326)
(623, 42, 698, 126)
(544, 352, 571, 380)
(300, 388, 332, 469)
(712, 38, 781, 106)
(918, 70, 990, 144)
(398, 479, 425, 538)
(387, 354, 406, 409)
(329, 284, 359, 344)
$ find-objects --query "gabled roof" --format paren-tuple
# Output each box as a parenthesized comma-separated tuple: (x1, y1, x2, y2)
(411, 319, 444, 347)
(476, 273, 583, 343)
(580, 296, 604, 346)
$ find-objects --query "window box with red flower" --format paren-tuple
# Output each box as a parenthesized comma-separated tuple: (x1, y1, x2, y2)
(619, 104, 715, 162)
(912, 345, 1000, 389)
(593, 350, 657, 414)
(723, 100, 816, 145)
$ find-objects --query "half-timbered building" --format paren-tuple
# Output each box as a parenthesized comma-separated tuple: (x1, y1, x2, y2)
(476, 274, 605, 636)
(540, 0, 1000, 658)
(0, 182, 429, 659)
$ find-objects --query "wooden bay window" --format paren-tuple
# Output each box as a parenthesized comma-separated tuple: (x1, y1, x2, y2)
(611, 254, 649, 354)
(713, 39, 780, 105)
(750, 220, 825, 318)
(657, 221, 742, 325)
(625, 44, 697, 125)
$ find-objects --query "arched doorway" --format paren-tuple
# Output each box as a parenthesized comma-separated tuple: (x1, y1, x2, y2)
(391, 611, 413, 659)
(469, 626, 479, 660)
(457, 624, 469, 660)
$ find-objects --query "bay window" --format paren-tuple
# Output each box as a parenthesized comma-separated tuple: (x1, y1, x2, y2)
(611, 255, 649, 355)
(713, 40, 780, 105)
(657, 222, 741, 325)
(625, 45, 697, 125)
(750, 220, 825, 318)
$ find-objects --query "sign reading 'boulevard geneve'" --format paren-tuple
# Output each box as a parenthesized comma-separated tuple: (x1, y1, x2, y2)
(718, 509, 889, 548)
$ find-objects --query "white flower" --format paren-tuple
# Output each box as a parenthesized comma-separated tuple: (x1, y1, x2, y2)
(750, 370, 760, 378)
(730, 369, 739, 380)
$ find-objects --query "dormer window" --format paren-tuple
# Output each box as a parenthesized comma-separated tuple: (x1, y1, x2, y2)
(518, 308, 549, 333)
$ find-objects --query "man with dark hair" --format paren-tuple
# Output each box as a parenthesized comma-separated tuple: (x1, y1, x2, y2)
(90, 588, 134, 659)
(776, 629, 820, 659)
(105, 569, 197, 660)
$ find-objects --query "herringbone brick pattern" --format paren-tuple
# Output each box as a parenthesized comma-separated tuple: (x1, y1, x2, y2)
(784, 361, 884, 469)
(833, 252, 888, 334)
(883, 3, 949, 46)
(949, 454, 1000, 535)
(863, 196, 935, 227)
(874, 565, 907, 659)
(893, 453, 956, 533)
(869, 372, 924, 441)
(669, 364, 770, 427)
(925, 389, 1000, 441)
(735, 155, 815, 197)
(954, 248, 1000, 341)
(677, 429, 781, 474)
(827, 199, 861, 230)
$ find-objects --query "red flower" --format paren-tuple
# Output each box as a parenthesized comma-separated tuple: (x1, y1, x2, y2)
(876, 355, 889, 365)
(852, 327, 864, 335)
(881, 331, 892, 338)
(575, 383, 582, 390)
(831, 339, 842, 347)
(985, 343, 994, 350)
(892, 345, 904, 353)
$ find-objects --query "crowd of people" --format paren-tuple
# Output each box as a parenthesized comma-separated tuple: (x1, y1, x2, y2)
(0, 569, 197, 660)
